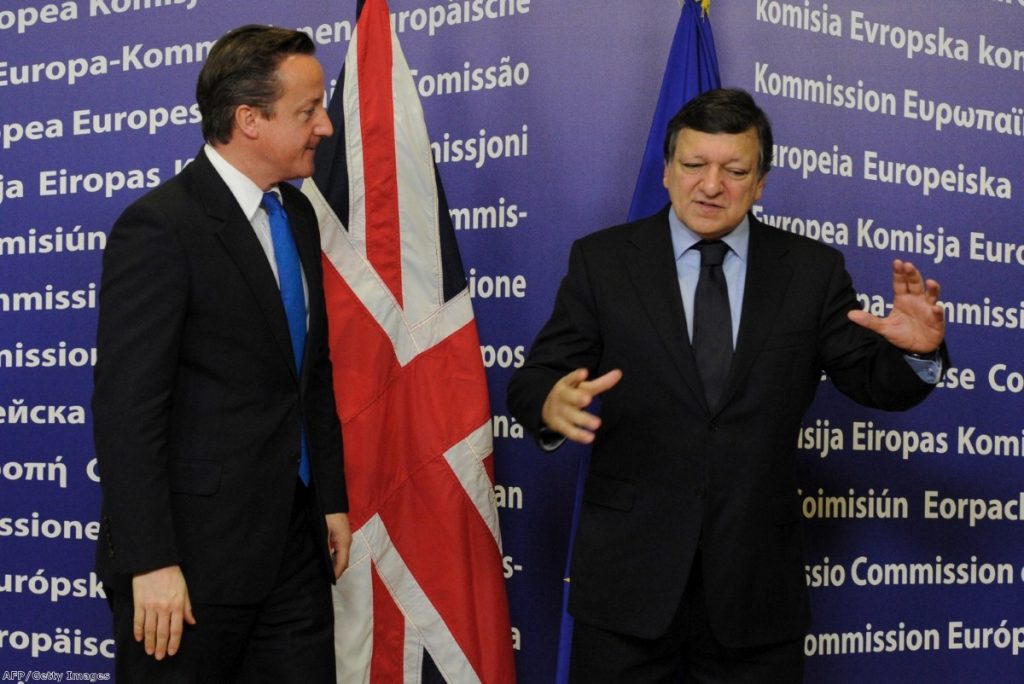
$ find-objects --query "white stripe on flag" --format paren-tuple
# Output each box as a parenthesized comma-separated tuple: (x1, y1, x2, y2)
(444, 421, 503, 548)
(333, 528, 374, 684)
(343, 12, 454, 329)
(305, 180, 476, 366)
(403, 620, 423, 684)
(342, 23, 367, 249)
(364, 516, 482, 684)
(389, 31, 446, 324)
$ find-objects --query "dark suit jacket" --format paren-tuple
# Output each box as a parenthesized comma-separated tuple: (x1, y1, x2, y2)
(92, 149, 346, 604)
(507, 209, 940, 647)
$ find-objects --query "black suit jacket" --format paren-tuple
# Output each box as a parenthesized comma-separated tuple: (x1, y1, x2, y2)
(508, 209, 940, 647)
(92, 149, 346, 604)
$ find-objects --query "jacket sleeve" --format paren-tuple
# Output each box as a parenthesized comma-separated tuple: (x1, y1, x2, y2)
(92, 200, 188, 576)
(305, 243, 348, 515)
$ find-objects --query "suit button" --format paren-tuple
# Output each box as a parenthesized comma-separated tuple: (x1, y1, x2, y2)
(695, 486, 707, 499)
(709, 422, 719, 432)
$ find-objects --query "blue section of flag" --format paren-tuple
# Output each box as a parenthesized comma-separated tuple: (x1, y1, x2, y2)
(627, 0, 721, 222)
(555, 3, 720, 681)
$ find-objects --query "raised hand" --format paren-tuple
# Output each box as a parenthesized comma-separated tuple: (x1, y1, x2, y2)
(848, 259, 944, 354)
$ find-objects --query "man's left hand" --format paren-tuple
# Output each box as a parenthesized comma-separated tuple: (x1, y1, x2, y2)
(325, 513, 351, 579)
(848, 259, 945, 354)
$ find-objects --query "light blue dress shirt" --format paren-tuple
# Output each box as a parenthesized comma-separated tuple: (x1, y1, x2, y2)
(667, 210, 941, 383)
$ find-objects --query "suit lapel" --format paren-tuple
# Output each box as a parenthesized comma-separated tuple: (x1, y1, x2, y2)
(624, 211, 707, 410)
(715, 218, 793, 412)
(189, 151, 299, 379)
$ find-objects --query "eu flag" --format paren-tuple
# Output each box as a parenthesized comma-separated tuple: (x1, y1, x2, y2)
(628, 0, 721, 222)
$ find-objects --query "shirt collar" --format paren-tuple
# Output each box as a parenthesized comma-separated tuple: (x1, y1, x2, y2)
(204, 143, 280, 221)
(668, 208, 750, 263)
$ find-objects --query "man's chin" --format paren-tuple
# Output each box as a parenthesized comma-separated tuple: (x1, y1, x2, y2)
(684, 217, 732, 239)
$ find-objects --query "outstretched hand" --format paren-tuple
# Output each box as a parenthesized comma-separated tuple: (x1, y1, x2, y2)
(847, 259, 944, 354)
(541, 368, 623, 444)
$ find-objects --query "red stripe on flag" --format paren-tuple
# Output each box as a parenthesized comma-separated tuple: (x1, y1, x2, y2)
(380, 461, 514, 682)
(321, 258, 402, 529)
(357, 0, 403, 306)
(322, 256, 513, 679)
(370, 564, 406, 683)
(342, 320, 492, 513)
(340, 322, 513, 681)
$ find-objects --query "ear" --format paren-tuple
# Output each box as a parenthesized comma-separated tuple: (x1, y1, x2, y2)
(233, 105, 261, 141)
(662, 162, 670, 189)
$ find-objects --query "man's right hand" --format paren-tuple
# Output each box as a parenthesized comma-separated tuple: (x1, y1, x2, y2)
(132, 564, 196, 659)
(541, 368, 623, 444)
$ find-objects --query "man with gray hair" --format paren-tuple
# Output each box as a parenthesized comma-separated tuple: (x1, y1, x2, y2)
(509, 88, 946, 682)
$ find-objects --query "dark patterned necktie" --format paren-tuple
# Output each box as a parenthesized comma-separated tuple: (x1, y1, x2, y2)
(692, 240, 732, 409)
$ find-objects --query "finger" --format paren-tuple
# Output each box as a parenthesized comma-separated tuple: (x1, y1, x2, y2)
(555, 382, 597, 411)
(894, 259, 923, 293)
(847, 309, 883, 334)
(544, 409, 591, 444)
(154, 611, 171, 660)
(333, 547, 349, 578)
(891, 259, 910, 295)
(133, 601, 146, 643)
(563, 370, 623, 409)
(925, 278, 941, 303)
(143, 607, 157, 655)
(579, 369, 623, 396)
(167, 610, 184, 657)
(560, 420, 601, 445)
(553, 404, 604, 442)
(551, 388, 601, 424)
(184, 595, 197, 626)
(898, 259, 927, 295)
(890, 259, 906, 295)
(560, 405, 602, 433)
(558, 368, 590, 390)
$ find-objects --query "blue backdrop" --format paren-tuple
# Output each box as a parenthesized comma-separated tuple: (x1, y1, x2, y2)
(2, 1, 1022, 681)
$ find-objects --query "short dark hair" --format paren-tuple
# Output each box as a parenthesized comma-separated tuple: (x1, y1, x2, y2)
(663, 88, 774, 178)
(196, 24, 316, 144)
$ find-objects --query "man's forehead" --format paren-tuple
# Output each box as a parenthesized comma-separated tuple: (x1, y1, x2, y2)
(676, 128, 759, 154)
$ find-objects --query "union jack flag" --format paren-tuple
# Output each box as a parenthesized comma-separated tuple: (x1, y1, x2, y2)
(301, 0, 516, 681)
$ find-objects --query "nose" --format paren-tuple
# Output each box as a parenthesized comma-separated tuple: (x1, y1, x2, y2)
(700, 166, 723, 195)
(315, 108, 334, 138)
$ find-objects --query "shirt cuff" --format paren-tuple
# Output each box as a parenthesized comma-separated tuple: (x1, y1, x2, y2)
(538, 426, 567, 452)
(903, 351, 942, 385)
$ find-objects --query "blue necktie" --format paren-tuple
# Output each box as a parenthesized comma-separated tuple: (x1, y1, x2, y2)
(262, 191, 311, 486)
(692, 240, 733, 410)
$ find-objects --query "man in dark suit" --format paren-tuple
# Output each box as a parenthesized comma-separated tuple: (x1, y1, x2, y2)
(92, 25, 349, 683)
(507, 89, 946, 682)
